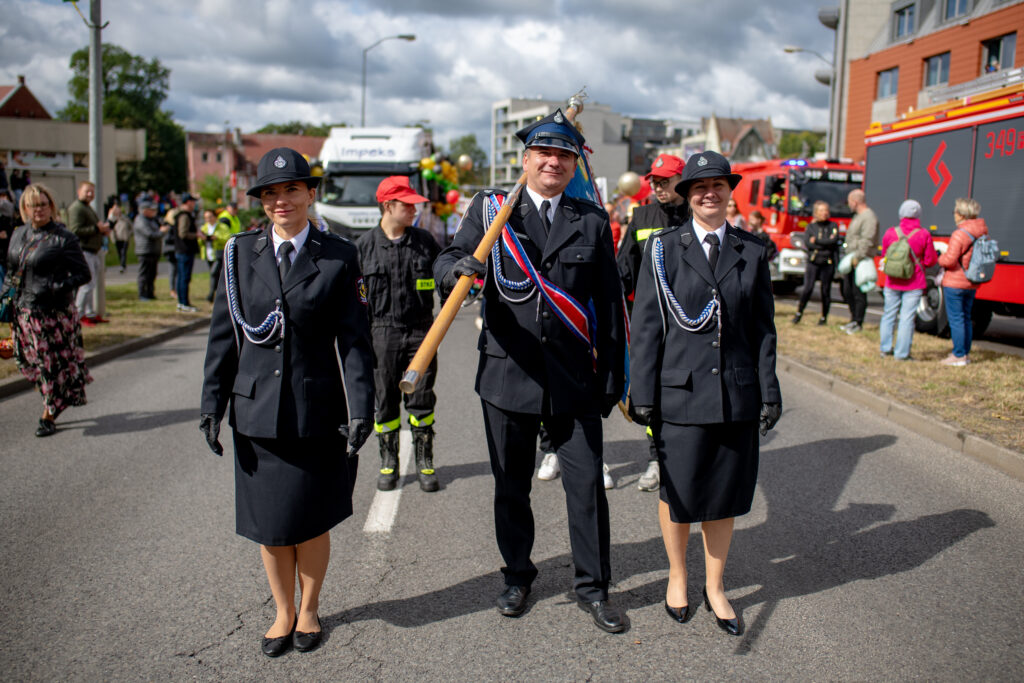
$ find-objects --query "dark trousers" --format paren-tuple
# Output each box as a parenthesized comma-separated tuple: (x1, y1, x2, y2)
(137, 254, 160, 299)
(371, 326, 436, 429)
(798, 261, 835, 317)
(175, 253, 194, 306)
(207, 258, 223, 302)
(115, 240, 129, 269)
(842, 268, 868, 324)
(481, 400, 610, 602)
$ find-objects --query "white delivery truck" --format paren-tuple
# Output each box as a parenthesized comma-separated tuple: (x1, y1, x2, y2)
(315, 127, 443, 240)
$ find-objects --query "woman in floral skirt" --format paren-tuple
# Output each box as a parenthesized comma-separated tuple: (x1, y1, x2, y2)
(3, 183, 92, 436)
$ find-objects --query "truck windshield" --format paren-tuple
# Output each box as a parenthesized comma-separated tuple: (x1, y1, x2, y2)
(788, 168, 863, 219)
(320, 174, 390, 207)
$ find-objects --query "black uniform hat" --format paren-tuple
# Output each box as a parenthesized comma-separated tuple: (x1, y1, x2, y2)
(247, 147, 321, 198)
(673, 150, 742, 198)
(515, 108, 585, 155)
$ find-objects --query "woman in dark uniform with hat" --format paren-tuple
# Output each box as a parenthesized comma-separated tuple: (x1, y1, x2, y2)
(628, 151, 782, 636)
(200, 148, 374, 656)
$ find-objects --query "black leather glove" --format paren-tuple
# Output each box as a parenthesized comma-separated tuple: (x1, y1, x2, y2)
(346, 418, 372, 458)
(628, 403, 654, 427)
(452, 255, 486, 281)
(199, 413, 223, 455)
(759, 402, 782, 436)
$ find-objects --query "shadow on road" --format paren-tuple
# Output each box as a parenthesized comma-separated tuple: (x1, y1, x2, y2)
(58, 408, 198, 436)
(331, 434, 994, 652)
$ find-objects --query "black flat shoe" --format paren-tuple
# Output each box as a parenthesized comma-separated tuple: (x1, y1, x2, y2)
(35, 419, 56, 437)
(665, 602, 694, 623)
(496, 585, 530, 617)
(293, 615, 322, 652)
(578, 599, 627, 633)
(262, 616, 296, 658)
(703, 587, 742, 636)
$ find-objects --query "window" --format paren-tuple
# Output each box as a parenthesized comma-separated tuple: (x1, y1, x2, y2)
(215, 152, 223, 163)
(982, 33, 1017, 74)
(944, 0, 968, 20)
(877, 67, 899, 98)
(894, 4, 915, 39)
(201, 152, 208, 162)
(924, 52, 951, 87)
(749, 179, 761, 207)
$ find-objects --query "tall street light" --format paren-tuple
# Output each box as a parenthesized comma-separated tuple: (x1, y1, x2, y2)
(784, 45, 835, 158)
(361, 34, 416, 126)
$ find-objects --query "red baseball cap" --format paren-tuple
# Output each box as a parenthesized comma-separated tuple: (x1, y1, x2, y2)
(645, 154, 685, 179)
(376, 176, 429, 204)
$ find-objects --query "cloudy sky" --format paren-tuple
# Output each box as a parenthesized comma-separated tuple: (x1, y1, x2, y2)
(2, 0, 839, 155)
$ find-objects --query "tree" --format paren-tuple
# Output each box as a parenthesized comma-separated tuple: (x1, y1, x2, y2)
(779, 131, 825, 159)
(198, 173, 228, 208)
(57, 44, 187, 198)
(446, 133, 488, 186)
(256, 121, 343, 137)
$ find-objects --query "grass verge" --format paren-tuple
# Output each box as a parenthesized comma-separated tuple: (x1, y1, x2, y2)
(776, 302, 1023, 453)
(0, 273, 212, 381)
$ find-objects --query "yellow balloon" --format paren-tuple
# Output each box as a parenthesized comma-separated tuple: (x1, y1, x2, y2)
(420, 157, 433, 170)
(457, 154, 473, 171)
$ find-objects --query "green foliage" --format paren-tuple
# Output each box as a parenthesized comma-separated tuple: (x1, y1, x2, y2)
(779, 131, 825, 159)
(198, 174, 228, 208)
(237, 207, 266, 230)
(57, 44, 186, 199)
(446, 133, 488, 185)
(256, 121, 343, 137)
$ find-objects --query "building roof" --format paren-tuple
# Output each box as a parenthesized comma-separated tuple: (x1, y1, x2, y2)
(241, 133, 325, 165)
(711, 116, 775, 155)
(0, 77, 52, 119)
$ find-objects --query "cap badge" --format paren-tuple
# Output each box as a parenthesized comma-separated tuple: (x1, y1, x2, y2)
(697, 156, 708, 167)
(553, 111, 564, 123)
(655, 158, 664, 167)
(273, 155, 287, 169)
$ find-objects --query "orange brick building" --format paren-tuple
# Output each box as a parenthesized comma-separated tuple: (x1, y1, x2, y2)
(845, 0, 1023, 161)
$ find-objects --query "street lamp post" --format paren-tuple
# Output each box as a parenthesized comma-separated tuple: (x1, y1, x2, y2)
(784, 45, 835, 158)
(361, 34, 416, 127)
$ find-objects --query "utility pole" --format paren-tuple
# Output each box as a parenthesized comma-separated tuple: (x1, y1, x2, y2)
(88, 0, 103, 213)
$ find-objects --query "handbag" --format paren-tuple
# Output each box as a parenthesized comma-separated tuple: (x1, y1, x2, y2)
(0, 232, 47, 324)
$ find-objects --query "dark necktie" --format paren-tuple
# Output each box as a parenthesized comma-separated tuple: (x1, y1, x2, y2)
(704, 232, 720, 272)
(539, 200, 551, 235)
(278, 241, 294, 283)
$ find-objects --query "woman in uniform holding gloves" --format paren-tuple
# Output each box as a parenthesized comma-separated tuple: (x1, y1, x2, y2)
(628, 151, 781, 636)
(200, 148, 374, 657)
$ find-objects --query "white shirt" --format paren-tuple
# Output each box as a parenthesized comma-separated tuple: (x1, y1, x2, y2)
(271, 222, 310, 266)
(525, 186, 562, 224)
(690, 220, 727, 264)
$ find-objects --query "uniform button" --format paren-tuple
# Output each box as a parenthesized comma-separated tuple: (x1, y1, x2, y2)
(711, 341, 720, 348)
(275, 298, 282, 306)
(273, 369, 281, 377)
(710, 289, 717, 296)
(576, 254, 584, 261)
(544, 262, 552, 269)
(274, 345, 282, 353)
(711, 368, 719, 375)
(541, 336, 548, 343)
(542, 311, 550, 319)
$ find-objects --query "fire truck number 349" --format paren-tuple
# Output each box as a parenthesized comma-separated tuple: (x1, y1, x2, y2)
(984, 128, 1024, 158)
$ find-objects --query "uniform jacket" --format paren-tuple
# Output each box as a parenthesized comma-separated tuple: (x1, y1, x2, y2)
(629, 220, 781, 425)
(356, 224, 440, 329)
(67, 199, 103, 253)
(938, 217, 988, 290)
(617, 201, 689, 296)
(434, 190, 625, 416)
(3, 221, 91, 311)
(805, 219, 841, 265)
(201, 226, 374, 439)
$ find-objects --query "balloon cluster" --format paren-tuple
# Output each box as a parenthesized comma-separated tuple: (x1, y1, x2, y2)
(420, 153, 472, 219)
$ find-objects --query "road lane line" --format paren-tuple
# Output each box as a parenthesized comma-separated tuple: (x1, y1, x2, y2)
(362, 430, 413, 534)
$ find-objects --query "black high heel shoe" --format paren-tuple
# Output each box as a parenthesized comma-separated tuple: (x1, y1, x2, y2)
(664, 602, 694, 623)
(261, 616, 296, 658)
(702, 587, 742, 636)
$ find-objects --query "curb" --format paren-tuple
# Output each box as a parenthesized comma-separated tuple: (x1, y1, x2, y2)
(0, 317, 210, 401)
(777, 355, 1024, 482)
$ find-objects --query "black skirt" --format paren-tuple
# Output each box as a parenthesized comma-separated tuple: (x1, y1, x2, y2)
(233, 431, 356, 546)
(656, 420, 759, 524)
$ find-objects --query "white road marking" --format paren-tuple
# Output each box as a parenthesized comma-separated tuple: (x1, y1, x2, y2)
(362, 430, 414, 534)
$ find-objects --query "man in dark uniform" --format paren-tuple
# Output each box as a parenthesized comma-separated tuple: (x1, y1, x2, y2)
(357, 176, 442, 492)
(434, 110, 628, 633)
(616, 153, 688, 493)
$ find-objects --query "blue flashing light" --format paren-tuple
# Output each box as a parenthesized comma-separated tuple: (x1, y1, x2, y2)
(781, 159, 808, 167)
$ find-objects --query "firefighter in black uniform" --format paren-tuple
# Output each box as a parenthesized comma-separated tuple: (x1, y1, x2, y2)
(616, 153, 689, 492)
(356, 176, 442, 492)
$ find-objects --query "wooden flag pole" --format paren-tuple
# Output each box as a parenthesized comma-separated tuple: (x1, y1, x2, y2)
(399, 95, 585, 394)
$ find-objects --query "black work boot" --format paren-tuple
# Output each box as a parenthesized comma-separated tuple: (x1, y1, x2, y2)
(377, 430, 400, 491)
(412, 427, 439, 492)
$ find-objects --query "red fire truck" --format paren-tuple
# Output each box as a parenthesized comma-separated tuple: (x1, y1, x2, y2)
(864, 84, 1024, 335)
(731, 158, 865, 291)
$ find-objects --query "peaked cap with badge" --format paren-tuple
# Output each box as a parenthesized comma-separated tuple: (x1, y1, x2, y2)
(515, 108, 585, 155)
(673, 150, 742, 198)
(247, 147, 322, 197)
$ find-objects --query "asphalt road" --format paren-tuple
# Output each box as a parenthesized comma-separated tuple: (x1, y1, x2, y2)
(1, 308, 1021, 681)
